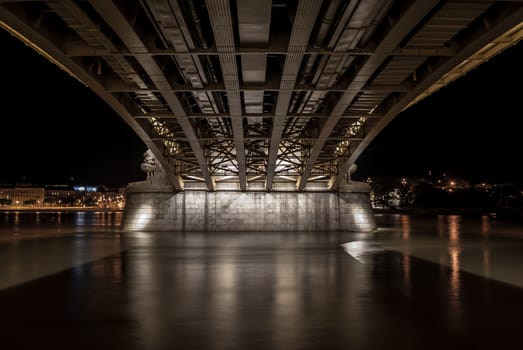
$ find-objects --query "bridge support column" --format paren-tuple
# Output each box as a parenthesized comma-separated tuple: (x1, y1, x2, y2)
(121, 182, 376, 232)
(337, 181, 376, 232)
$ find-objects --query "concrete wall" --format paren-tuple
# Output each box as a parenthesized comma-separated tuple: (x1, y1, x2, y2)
(121, 183, 376, 232)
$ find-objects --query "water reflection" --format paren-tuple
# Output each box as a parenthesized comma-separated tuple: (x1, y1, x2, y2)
(76, 212, 86, 226)
(0, 213, 523, 348)
(446, 215, 463, 317)
(401, 214, 410, 240)
(375, 212, 523, 333)
(118, 232, 382, 349)
(483, 246, 491, 277)
(481, 215, 490, 237)
(0, 231, 123, 290)
(448, 215, 461, 242)
(0, 210, 122, 227)
(448, 245, 462, 321)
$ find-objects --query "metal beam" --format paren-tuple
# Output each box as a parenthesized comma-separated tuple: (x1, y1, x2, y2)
(3, 0, 522, 192)
(0, 2, 185, 190)
(61, 39, 457, 57)
(205, 0, 247, 190)
(265, 0, 323, 190)
(331, 4, 523, 189)
(89, 0, 214, 190)
(297, 0, 440, 191)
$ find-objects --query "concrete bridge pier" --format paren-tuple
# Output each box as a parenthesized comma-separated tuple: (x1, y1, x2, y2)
(121, 182, 376, 232)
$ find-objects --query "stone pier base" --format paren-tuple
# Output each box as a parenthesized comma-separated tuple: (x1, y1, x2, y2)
(121, 182, 376, 232)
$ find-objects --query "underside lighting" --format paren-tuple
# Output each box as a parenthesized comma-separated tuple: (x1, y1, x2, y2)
(404, 22, 523, 110)
(334, 116, 367, 156)
(149, 117, 180, 155)
(278, 175, 296, 182)
(185, 175, 206, 182)
(308, 175, 327, 181)
(247, 175, 264, 182)
(131, 204, 153, 230)
(0, 21, 87, 86)
(215, 175, 236, 182)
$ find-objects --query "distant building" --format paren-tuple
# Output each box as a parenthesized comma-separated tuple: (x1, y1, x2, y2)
(0, 183, 127, 208)
(44, 184, 78, 206)
(3, 184, 45, 206)
(0, 185, 14, 205)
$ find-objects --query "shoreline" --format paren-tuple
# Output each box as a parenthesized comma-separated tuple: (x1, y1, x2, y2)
(0, 207, 123, 212)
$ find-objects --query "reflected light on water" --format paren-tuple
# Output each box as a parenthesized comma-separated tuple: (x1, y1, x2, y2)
(449, 247, 461, 299)
(275, 253, 300, 314)
(215, 259, 237, 290)
(446, 214, 463, 322)
(483, 246, 491, 277)
(1, 211, 124, 228)
(94, 212, 105, 226)
(76, 212, 86, 226)
(92, 211, 122, 226)
(447, 215, 462, 310)
(481, 215, 490, 237)
(3, 214, 523, 348)
(400, 214, 410, 240)
(448, 245, 463, 323)
(433, 214, 465, 325)
(210, 254, 239, 349)
(342, 241, 384, 263)
(448, 215, 460, 242)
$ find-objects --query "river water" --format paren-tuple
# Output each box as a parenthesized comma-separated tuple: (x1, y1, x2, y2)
(1, 210, 523, 349)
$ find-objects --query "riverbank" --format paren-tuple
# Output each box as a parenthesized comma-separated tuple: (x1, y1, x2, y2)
(0, 206, 122, 212)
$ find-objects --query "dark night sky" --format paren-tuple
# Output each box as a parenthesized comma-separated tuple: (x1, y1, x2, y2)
(0, 28, 522, 186)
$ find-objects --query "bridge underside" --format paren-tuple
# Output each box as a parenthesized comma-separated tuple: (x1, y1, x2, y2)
(0, 0, 522, 193)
